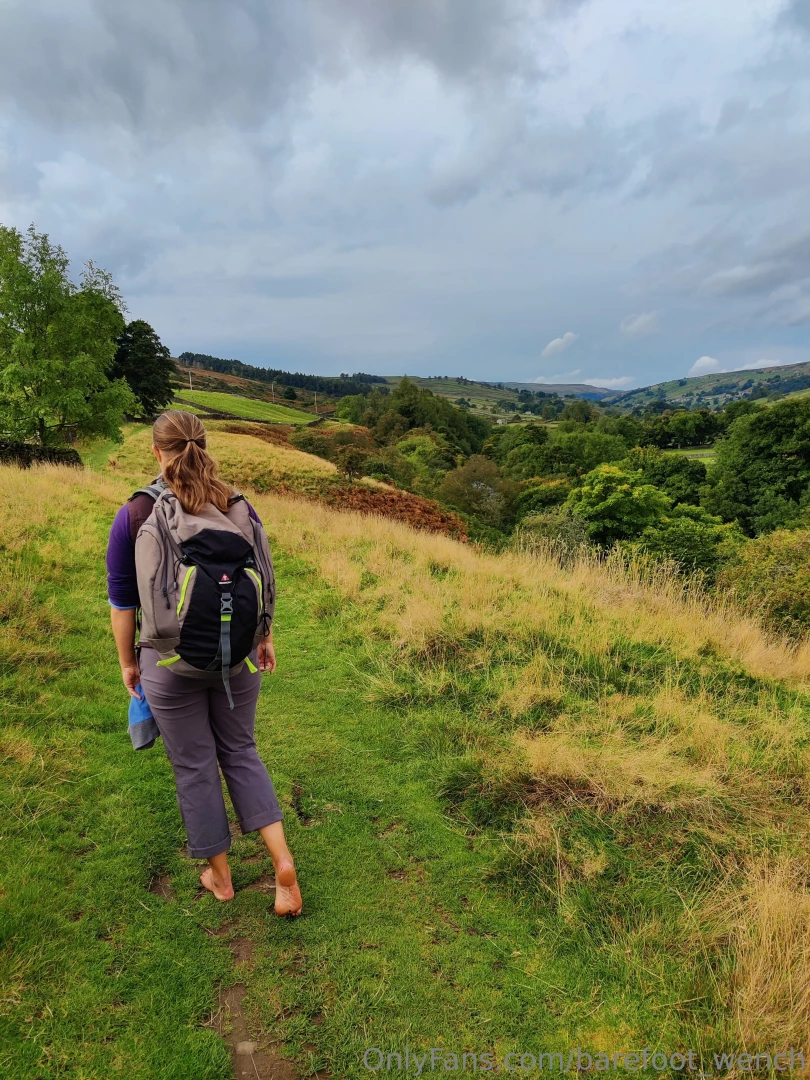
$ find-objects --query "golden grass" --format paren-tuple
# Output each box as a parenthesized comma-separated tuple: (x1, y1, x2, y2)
(514, 729, 720, 811)
(718, 860, 810, 1053)
(107, 426, 336, 493)
(250, 492, 810, 684)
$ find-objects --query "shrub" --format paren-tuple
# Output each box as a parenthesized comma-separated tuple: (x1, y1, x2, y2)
(513, 507, 590, 563)
(0, 440, 82, 468)
(636, 506, 742, 578)
(567, 464, 670, 545)
(719, 529, 810, 637)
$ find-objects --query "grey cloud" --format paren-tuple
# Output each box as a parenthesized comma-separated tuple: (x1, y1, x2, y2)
(325, 0, 544, 82)
(0, 1, 317, 135)
(0, 0, 571, 141)
(780, 0, 810, 33)
(701, 231, 810, 298)
(429, 109, 635, 206)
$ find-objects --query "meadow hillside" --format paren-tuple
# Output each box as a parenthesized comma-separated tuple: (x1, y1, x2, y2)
(3, 447, 810, 1077)
(611, 361, 810, 411)
(105, 424, 467, 538)
(172, 390, 313, 425)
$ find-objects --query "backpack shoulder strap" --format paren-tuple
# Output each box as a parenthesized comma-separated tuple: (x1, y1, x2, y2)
(129, 476, 169, 503)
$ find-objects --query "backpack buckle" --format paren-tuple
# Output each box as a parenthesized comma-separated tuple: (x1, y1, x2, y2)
(220, 593, 233, 615)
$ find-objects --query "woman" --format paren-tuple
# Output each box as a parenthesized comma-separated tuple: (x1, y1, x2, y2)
(106, 410, 302, 916)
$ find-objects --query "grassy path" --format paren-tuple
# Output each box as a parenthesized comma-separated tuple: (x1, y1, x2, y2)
(0, 468, 650, 1079)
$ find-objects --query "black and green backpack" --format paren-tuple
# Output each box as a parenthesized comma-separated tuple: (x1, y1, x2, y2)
(133, 478, 275, 707)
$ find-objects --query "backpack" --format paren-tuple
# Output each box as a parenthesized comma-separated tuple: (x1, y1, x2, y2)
(133, 477, 275, 708)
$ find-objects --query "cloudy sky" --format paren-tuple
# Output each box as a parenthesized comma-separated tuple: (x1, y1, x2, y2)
(0, 0, 808, 388)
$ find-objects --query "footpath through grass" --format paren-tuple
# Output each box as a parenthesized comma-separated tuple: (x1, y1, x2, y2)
(3, 460, 810, 1077)
(0, 466, 622, 1078)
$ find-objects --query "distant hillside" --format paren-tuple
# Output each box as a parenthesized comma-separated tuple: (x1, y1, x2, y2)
(382, 375, 604, 412)
(179, 351, 386, 398)
(609, 361, 810, 410)
(503, 380, 612, 401)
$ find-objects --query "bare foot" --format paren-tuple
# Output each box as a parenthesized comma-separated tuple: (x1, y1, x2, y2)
(274, 859, 302, 917)
(200, 866, 235, 901)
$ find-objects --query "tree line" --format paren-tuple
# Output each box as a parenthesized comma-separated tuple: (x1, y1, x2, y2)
(179, 352, 387, 398)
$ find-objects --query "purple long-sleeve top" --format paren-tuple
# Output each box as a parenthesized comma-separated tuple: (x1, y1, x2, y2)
(106, 491, 262, 610)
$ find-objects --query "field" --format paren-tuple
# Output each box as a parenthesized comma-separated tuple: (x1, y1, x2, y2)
(173, 389, 313, 424)
(4, 432, 810, 1077)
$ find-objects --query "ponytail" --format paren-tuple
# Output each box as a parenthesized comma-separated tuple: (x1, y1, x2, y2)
(152, 410, 233, 515)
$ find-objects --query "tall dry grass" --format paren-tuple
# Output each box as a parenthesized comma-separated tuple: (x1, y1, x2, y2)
(253, 492, 810, 683)
(107, 426, 337, 494)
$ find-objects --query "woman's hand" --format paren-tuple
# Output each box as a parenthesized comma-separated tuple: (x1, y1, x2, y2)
(258, 636, 276, 674)
(111, 608, 141, 697)
(121, 661, 142, 698)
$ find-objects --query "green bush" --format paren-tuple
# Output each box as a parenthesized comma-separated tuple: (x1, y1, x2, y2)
(718, 529, 810, 637)
(567, 464, 670, 545)
(513, 507, 590, 562)
(637, 506, 741, 578)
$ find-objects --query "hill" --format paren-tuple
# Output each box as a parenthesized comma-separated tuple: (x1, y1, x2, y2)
(503, 380, 612, 400)
(382, 374, 608, 412)
(4, 438, 810, 1074)
(610, 360, 810, 411)
(172, 389, 313, 424)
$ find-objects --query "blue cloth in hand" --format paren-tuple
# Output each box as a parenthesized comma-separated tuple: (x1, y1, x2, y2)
(128, 683, 160, 750)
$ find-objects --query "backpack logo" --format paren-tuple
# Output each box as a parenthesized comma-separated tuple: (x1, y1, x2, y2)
(219, 574, 231, 583)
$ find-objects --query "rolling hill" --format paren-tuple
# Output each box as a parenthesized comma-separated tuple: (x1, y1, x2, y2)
(380, 375, 608, 413)
(172, 389, 313, 424)
(609, 360, 810, 410)
(503, 380, 612, 400)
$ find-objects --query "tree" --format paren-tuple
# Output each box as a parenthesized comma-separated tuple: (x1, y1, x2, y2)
(566, 464, 670, 545)
(703, 399, 810, 535)
(0, 224, 135, 445)
(110, 319, 174, 418)
(335, 445, 367, 482)
(437, 455, 513, 527)
(624, 446, 707, 506)
(282, 385, 297, 400)
(638, 505, 741, 577)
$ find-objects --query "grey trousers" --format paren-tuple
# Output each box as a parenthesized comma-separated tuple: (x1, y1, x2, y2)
(139, 648, 283, 858)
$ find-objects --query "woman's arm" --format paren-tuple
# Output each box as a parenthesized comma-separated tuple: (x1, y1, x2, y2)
(257, 624, 276, 674)
(107, 503, 143, 697)
(111, 607, 141, 697)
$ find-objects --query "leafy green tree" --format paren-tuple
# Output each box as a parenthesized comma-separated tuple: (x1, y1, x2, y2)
(704, 399, 810, 534)
(560, 399, 596, 423)
(545, 430, 628, 477)
(335, 378, 490, 455)
(110, 319, 173, 418)
(637, 505, 741, 577)
(335, 445, 367, 482)
(624, 446, 707, 506)
(282, 385, 297, 400)
(0, 224, 135, 445)
(567, 464, 670, 545)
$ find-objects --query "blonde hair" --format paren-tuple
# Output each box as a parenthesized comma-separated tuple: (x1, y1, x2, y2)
(152, 411, 233, 514)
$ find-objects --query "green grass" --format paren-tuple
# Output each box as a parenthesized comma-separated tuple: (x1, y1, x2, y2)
(173, 390, 313, 424)
(4, 461, 810, 1075)
(662, 446, 716, 461)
